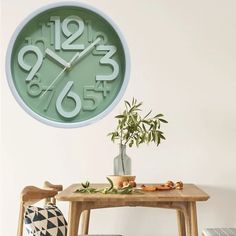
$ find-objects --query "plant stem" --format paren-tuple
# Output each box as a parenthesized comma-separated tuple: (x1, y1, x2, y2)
(121, 151, 125, 175)
(120, 144, 125, 175)
(120, 121, 124, 145)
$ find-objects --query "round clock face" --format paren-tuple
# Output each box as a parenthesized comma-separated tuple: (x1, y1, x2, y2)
(6, 2, 130, 128)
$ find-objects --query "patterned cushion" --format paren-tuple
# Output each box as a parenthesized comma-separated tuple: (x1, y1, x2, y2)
(24, 203, 67, 236)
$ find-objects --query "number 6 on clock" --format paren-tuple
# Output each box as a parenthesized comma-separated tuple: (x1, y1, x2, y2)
(56, 81, 81, 119)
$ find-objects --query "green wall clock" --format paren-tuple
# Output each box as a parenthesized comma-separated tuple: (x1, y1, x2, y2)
(6, 2, 130, 128)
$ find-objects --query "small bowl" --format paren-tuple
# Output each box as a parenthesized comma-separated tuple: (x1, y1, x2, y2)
(107, 175, 136, 188)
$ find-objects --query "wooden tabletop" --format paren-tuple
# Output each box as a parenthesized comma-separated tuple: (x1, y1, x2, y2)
(56, 184, 209, 202)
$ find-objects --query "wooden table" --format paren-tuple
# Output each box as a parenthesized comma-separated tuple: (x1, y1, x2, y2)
(56, 184, 209, 236)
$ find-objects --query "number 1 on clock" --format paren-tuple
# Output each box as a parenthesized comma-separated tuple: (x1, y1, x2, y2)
(49, 16, 61, 50)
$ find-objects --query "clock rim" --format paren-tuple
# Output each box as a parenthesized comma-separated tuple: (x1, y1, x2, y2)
(5, 1, 130, 128)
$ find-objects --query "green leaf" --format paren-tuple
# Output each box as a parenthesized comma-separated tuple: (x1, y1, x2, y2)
(106, 177, 114, 191)
(140, 133, 146, 141)
(136, 102, 143, 108)
(132, 97, 137, 105)
(118, 187, 132, 194)
(135, 136, 140, 147)
(125, 100, 131, 107)
(142, 120, 150, 125)
(129, 139, 134, 147)
(81, 181, 90, 188)
(88, 188, 97, 193)
(142, 124, 147, 132)
(159, 118, 168, 123)
(160, 134, 166, 140)
(143, 110, 152, 119)
(157, 134, 161, 144)
(115, 115, 125, 119)
(154, 114, 164, 118)
(130, 114, 137, 123)
(153, 131, 158, 142)
(102, 188, 109, 194)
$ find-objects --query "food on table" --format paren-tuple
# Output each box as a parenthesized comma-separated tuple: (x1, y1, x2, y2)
(175, 181, 184, 190)
(129, 180, 137, 188)
(107, 175, 136, 188)
(165, 181, 174, 188)
(140, 181, 184, 192)
(140, 185, 157, 192)
(122, 181, 129, 187)
(118, 180, 136, 188)
(156, 184, 173, 190)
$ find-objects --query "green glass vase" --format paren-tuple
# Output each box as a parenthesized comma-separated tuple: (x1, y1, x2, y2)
(114, 144, 131, 175)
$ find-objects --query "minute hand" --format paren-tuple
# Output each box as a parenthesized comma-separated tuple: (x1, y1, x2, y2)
(69, 37, 101, 67)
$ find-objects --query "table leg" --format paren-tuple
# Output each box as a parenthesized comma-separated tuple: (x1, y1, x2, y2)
(67, 202, 83, 236)
(81, 209, 91, 235)
(184, 203, 191, 236)
(177, 209, 186, 236)
(190, 202, 198, 236)
(184, 202, 198, 236)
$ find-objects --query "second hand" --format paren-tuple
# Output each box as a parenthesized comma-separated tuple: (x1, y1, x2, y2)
(40, 66, 68, 98)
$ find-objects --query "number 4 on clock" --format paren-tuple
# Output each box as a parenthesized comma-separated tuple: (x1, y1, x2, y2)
(94, 81, 109, 97)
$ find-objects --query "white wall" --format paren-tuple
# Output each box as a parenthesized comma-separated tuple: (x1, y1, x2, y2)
(1, 0, 236, 235)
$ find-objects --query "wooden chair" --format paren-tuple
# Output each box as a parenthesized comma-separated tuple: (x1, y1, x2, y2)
(17, 182, 123, 236)
(17, 181, 63, 236)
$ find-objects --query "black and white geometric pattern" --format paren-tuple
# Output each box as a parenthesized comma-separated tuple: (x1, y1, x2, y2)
(24, 203, 67, 236)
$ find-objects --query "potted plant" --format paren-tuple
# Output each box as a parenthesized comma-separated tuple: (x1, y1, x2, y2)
(108, 98, 168, 177)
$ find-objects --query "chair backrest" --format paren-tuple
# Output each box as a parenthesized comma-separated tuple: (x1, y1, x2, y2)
(17, 181, 63, 236)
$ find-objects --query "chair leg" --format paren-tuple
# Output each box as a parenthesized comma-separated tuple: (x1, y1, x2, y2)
(17, 203, 25, 236)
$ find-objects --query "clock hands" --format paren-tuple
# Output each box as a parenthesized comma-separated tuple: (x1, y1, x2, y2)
(41, 37, 101, 98)
(45, 48, 70, 68)
(68, 37, 101, 67)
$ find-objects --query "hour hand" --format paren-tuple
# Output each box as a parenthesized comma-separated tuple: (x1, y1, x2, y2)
(45, 48, 70, 68)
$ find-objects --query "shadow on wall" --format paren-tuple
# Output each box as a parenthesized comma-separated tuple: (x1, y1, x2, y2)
(198, 185, 236, 227)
